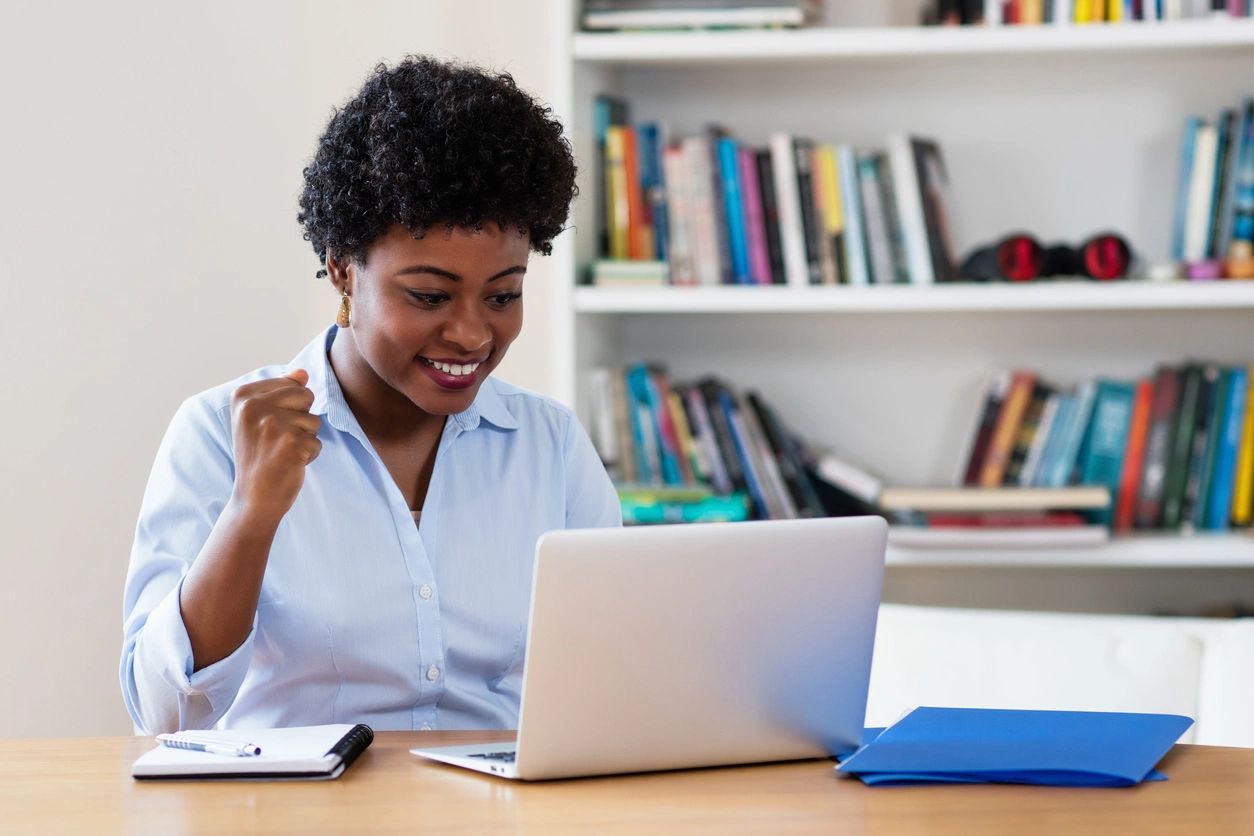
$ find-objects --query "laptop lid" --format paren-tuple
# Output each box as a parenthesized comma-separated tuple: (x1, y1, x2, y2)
(513, 516, 887, 780)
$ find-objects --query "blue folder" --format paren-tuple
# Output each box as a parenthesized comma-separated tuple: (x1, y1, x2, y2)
(838, 707, 1193, 788)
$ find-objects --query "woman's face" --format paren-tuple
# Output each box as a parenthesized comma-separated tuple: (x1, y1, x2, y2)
(330, 223, 530, 417)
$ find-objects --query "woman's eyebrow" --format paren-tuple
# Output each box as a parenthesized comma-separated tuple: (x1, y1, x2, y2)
(395, 265, 527, 282)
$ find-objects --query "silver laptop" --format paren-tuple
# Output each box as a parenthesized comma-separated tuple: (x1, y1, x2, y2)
(411, 516, 887, 780)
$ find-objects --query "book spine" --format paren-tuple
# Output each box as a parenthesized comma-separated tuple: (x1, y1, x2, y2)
(1162, 365, 1204, 528)
(747, 393, 827, 517)
(1208, 366, 1247, 529)
(979, 371, 1037, 487)
(793, 138, 824, 285)
(604, 126, 631, 261)
(666, 389, 700, 485)
(768, 133, 810, 288)
(912, 138, 958, 281)
(810, 145, 839, 285)
(738, 392, 799, 518)
(1217, 99, 1253, 260)
(1233, 363, 1254, 526)
(836, 144, 871, 286)
(1046, 380, 1097, 488)
(1207, 109, 1236, 261)
(1078, 380, 1136, 526)
(1135, 367, 1181, 528)
(857, 154, 896, 285)
(587, 367, 619, 478)
(717, 137, 752, 284)
(755, 149, 787, 284)
(662, 145, 695, 285)
(621, 127, 652, 260)
(642, 366, 685, 485)
(1114, 378, 1154, 532)
(886, 132, 935, 285)
(705, 127, 734, 284)
(1019, 392, 1060, 487)
(738, 146, 773, 285)
(610, 367, 638, 485)
(637, 122, 669, 263)
(717, 389, 771, 519)
(817, 145, 846, 285)
(1182, 365, 1221, 528)
(1195, 367, 1231, 528)
(1031, 392, 1073, 487)
(962, 369, 1013, 486)
(701, 381, 748, 494)
(684, 386, 733, 495)
(1005, 382, 1052, 486)
(1184, 123, 1218, 265)
(682, 136, 722, 286)
(1173, 120, 1202, 262)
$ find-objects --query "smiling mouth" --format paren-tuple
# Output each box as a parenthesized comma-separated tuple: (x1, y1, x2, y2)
(419, 357, 483, 377)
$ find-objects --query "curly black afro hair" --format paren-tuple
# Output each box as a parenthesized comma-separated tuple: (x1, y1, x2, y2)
(298, 55, 577, 268)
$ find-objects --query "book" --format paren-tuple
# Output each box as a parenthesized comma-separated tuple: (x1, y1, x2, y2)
(132, 724, 374, 780)
(754, 148, 787, 284)
(1193, 366, 1230, 528)
(1180, 364, 1221, 528)
(582, 1, 817, 31)
(1135, 367, 1182, 528)
(837, 143, 871, 286)
(837, 708, 1191, 787)
(661, 145, 696, 284)
(1042, 380, 1097, 489)
(717, 136, 752, 284)
(1184, 122, 1219, 264)
(637, 121, 669, 262)
(1005, 382, 1053, 486)
(1233, 364, 1254, 526)
(885, 132, 935, 284)
(1019, 390, 1061, 487)
(877, 485, 1111, 512)
(888, 525, 1110, 549)
(1076, 379, 1136, 526)
(768, 132, 810, 288)
(1207, 366, 1248, 530)
(1113, 378, 1153, 532)
(738, 145, 773, 285)
(912, 137, 958, 281)
(604, 125, 631, 260)
(962, 369, 1012, 486)
(794, 138, 824, 284)
(979, 370, 1038, 487)
(589, 259, 669, 286)
(1173, 116, 1202, 262)
(1162, 364, 1204, 529)
(858, 153, 897, 285)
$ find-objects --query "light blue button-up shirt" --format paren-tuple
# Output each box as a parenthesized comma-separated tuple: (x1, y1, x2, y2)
(120, 325, 620, 734)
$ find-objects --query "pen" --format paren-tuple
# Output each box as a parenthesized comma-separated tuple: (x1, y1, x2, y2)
(156, 733, 262, 757)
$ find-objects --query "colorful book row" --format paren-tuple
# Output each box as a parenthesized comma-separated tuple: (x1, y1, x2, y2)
(1173, 95, 1254, 279)
(961, 362, 1254, 531)
(585, 365, 824, 521)
(593, 95, 958, 287)
(928, 0, 1252, 25)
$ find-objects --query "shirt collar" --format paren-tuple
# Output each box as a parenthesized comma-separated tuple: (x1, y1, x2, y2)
(289, 325, 519, 435)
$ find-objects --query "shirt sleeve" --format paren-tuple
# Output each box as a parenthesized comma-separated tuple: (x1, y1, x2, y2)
(119, 396, 257, 734)
(562, 412, 623, 529)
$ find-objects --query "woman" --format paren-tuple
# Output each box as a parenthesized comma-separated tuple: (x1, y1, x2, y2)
(120, 56, 619, 735)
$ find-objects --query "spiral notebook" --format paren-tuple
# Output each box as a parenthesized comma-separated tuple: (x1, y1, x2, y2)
(132, 724, 374, 781)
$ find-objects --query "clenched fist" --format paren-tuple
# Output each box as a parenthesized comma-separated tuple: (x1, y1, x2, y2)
(228, 369, 322, 525)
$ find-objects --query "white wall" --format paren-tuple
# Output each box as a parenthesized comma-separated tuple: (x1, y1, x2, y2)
(0, 0, 561, 738)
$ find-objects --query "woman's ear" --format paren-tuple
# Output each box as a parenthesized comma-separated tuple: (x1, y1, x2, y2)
(325, 251, 352, 296)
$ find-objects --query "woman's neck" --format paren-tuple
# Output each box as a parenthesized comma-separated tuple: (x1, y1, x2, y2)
(328, 328, 446, 445)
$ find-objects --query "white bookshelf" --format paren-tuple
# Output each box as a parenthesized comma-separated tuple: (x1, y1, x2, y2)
(573, 18, 1254, 63)
(575, 281, 1254, 314)
(886, 531, 1254, 567)
(549, 2, 1254, 612)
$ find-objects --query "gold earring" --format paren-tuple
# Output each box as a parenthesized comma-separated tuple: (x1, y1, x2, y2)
(336, 292, 351, 328)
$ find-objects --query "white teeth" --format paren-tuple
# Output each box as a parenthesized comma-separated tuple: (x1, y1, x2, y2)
(424, 359, 480, 376)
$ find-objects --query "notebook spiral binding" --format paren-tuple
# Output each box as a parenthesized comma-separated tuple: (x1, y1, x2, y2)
(326, 724, 375, 769)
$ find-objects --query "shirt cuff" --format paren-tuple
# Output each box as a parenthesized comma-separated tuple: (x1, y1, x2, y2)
(142, 577, 256, 721)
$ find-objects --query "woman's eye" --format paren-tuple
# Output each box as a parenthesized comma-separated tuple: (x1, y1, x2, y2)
(489, 292, 522, 307)
(407, 291, 447, 306)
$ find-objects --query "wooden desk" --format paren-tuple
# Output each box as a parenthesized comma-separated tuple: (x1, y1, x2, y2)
(2, 732, 1251, 834)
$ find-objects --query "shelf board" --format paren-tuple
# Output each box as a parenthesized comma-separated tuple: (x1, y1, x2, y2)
(572, 19, 1254, 64)
(574, 281, 1254, 314)
(886, 531, 1254, 568)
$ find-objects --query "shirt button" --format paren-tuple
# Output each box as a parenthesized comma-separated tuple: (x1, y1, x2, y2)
(426, 665, 441, 682)
(419, 584, 433, 600)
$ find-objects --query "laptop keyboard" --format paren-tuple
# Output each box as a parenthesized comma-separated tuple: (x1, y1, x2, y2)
(467, 750, 517, 762)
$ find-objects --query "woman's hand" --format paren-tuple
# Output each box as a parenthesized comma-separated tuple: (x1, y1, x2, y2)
(228, 369, 322, 525)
